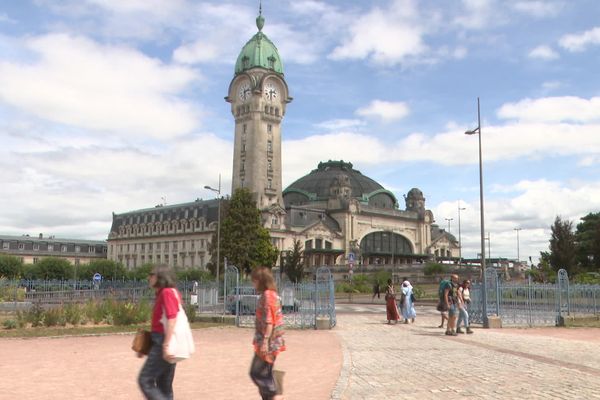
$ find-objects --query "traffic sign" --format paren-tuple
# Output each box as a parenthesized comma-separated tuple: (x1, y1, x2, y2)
(348, 252, 355, 262)
(93, 273, 102, 282)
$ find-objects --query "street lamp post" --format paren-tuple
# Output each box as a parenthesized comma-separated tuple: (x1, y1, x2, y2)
(445, 217, 454, 234)
(465, 97, 488, 327)
(514, 227, 522, 263)
(458, 203, 466, 266)
(204, 174, 222, 302)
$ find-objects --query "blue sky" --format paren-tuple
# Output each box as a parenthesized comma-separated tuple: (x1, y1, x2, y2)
(1, 0, 599, 263)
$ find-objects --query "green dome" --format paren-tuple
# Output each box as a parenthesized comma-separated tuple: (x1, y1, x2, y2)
(235, 14, 284, 75)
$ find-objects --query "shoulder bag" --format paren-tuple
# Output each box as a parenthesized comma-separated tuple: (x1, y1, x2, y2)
(161, 288, 196, 363)
(131, 329, 152, 355)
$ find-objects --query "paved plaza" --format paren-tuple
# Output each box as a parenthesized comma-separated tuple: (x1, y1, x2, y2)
(1, 304, 600, 399)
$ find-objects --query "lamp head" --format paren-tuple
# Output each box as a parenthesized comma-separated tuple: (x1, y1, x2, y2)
(465, 127, 480, 135)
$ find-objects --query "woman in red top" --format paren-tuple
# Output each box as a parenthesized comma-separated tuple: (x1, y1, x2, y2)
(249, 267, 286, 400)
(138, 265, 181, 399)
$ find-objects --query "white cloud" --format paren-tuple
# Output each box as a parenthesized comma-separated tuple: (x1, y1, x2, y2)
(0, 133, 232, 239)
(329, 0, 428, 66)
(172, 4, 255, 65)
(314, 119, 365, 131)
(356, 100, 410, 122)
(0, 13, 16, 24)
(454, 0, 497, 30)
(541, 81, 562, 92)
(528, 45, 559, 60)
(510, 1, 564, 18)
(559, 26, 600, 52)
(434, 179, 600, 261)
(497, 96, 600, 123)
(0, 34, 201, 139)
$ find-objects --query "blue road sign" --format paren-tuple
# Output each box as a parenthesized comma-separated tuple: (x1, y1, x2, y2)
(93, 273, 102, 282)
(348, 252, 355, 262)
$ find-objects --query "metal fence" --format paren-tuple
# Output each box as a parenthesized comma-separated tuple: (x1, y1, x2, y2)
(470, 268, 600, 327)
(0, 278, 201, 311)
(223, 265, 336, 329)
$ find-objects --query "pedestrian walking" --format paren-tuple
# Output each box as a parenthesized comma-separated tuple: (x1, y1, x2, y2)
(436, 277, 449, 328)
(457, 279, 473, 334)
(372, 281, 381, 301)
(138, 264, 181, 399)
(385, 278, 400, 324)
(442, 274, 460, 336)
(400, 280, 416, 324)
(249, 267, 286, 400)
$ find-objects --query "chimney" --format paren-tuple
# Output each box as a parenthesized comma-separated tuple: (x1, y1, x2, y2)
(39, 233, 43, 239)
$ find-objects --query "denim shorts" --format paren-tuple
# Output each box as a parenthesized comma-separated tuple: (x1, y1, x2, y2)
(448, 304, 458, 317)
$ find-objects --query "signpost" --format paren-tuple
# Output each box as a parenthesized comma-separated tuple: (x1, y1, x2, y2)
(93, 273, 102, 290)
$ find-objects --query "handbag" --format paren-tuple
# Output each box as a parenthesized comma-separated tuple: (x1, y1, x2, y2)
(410, 293, 416, 303)
(161, 288, 195, 363)
(131, 329, 152, 355)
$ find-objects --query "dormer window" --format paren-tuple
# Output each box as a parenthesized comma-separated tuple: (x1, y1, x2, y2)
(242, 56, 249, 69)
(268, 55, 276, 69)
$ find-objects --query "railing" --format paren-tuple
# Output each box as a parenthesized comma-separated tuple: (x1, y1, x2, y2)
(470, 269, 600, 327)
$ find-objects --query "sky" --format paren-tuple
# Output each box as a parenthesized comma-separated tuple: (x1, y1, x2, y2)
(1, 0, 599, 264)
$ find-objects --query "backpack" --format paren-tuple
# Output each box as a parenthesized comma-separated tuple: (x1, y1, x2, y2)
(438, 279, 451, 300)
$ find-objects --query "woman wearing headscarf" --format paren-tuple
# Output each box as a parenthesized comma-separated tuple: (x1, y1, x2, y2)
(400, 279, 417, 324)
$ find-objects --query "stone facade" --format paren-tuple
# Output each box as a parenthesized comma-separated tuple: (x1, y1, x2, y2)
(0, 234, 107, 266)
(106, 200, 218, 270)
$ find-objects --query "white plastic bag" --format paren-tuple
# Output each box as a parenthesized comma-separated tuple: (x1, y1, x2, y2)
(161, 288, 195, 363)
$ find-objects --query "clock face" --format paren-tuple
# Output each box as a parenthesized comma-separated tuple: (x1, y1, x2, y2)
(238, 82, 251, 101)
(263, 82, 278, 101)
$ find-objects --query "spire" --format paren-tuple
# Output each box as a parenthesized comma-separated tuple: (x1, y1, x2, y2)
(256, 0, 265, 31)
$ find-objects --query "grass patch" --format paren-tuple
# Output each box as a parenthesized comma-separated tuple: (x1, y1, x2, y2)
(0, 321, 224, 338)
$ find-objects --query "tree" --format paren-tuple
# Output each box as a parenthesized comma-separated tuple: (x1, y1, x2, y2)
(548, 216, 577, 274)
(0, 255, 23, 278)
(575, 212, 600, 271)
(84, 259, 127, 280)
(36, 257, 73, 280)
(217, 188, 279, 276)
(284, 239, 304, 283)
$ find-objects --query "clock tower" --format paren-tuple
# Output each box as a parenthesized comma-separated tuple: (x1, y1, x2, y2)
(226, 10, 291, 209)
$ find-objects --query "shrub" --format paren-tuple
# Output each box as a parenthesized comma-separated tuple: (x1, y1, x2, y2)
(412, 286, 424, 300)
(3, 319, 17, 329)
(64, 303, 84, 326)
(44, 307, 67, 327)
(184, 303, 197, 323)
(424, 263, 448, 276)
(26, 303, 46, 327)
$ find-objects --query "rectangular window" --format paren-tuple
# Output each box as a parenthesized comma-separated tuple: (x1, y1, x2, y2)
(267, 124, 272, 133)
(48, 244, 54, 252)
(141, 243, 145, 251)
(325, 241, 332, 250)
(33, 244, 40, 251)
(88, 246, 95, 253)
(268, 160, 272, 170)
(149, 243, 153, 251)
(315, 239, 323, 249)
(173, 241, 178, 251)
(18, 243, 25, 250)
(305, 240, 312, 250)
(241, 160, 245, 171)
(61, 245, 67, 252)
(267, 140, 272, 152)
(75, 246, 81, 253)
(268, 179, 272, 189)
(243, 124, 247, 134)
(2, 242, 8, 250)
(242, 140, 246, 152)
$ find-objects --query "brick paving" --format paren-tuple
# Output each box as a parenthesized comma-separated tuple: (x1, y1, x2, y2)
(332, 305, 600, 400)
(0, 326, 340, 400)
(1, 305, 600, 399)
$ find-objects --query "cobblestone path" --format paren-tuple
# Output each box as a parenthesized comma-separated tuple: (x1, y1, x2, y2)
(331, 305, 600, 400)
